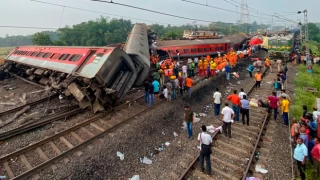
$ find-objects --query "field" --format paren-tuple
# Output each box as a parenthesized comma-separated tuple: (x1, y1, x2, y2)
(290, 64, 320, 119)
(0, 47, 14, 59)
(291, 64, 320, 180)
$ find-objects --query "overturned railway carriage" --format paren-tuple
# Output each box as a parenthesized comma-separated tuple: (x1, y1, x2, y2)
(3, 46, 137, 112)
(155, 34, 247, 58)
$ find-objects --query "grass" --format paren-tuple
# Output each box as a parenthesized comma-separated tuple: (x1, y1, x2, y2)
(0, 47, 14, 59)
(290, 64, 320, 119)
(291, 64, 320, 180)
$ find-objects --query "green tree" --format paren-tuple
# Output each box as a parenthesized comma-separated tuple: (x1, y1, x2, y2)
(52, 40, 66, 46)
(32, 32, 52, 45)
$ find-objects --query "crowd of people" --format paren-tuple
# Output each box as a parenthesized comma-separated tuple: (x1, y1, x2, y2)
(292, 104, 320, 179)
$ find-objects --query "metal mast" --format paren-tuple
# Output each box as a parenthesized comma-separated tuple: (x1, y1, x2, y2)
(239, 0, 250, 24)
(303, 10, 309, 54)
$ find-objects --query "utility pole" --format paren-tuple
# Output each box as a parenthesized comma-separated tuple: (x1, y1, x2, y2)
(303, 10, 309, 55)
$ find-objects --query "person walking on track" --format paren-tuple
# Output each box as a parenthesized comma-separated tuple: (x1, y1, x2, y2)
(227, 90, 241, 121)
(280, 95, 290, 126)
(225, 63, 231, 80)
(294, 137, 308, 180)
(254, 70, 262, 89)
(213, 88, 222, 117)
(240, 95, 250, 126)
(276, 59, 282, 72)
(268, 91, 280, 121)
(184, 105, 194, 139)
(221, 102, 235, 138)
(247, 64, 254, 78)
(185, 76, 193, 98)
(198, 125, 212, 175)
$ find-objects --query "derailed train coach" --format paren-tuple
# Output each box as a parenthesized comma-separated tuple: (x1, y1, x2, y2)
(1, 23, 151, 112)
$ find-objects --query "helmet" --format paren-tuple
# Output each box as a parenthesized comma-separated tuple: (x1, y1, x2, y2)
(199, 60, 202, 63)
(170, 75, 176, 80)
(266, 58, 269, 60)
(210, 61, 213, 64)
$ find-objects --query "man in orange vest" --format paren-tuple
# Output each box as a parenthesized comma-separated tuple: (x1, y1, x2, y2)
(185, 76, 193, 98)
(203, 60, 209, 77)
(198, 60, 203, 77)
(291, 118, 300, 145)
(254, 70, 262, 89)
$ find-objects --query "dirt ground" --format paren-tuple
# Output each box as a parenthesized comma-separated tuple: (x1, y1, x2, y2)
(44, 59, 260, 180)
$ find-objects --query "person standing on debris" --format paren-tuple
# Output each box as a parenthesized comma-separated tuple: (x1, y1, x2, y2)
(184, 105, 194, 139)
(225, 63, 231, 80)
(267, 91, 280, 121)
(221, 102, 235, 138)
(185, 76, 193, 98)
(198, 125, 212, 175)
(240, 95, 250, 126)
(280, 95, 290, 126)
(254, 70, 262, 89)
(311, 137, 320, 179)
(148, 82, 154, 107)
(213, 88, 222, 117)
(293, 137, 308, 180)
(276, 59, 282, 72)
(152, 79, 160, 102)
(144, 81, 149, 103)
(227, 90, 241, 122)
(238, 88, 246, 100)
(163, 86, 169, 101)
(247, 64, 254, 78)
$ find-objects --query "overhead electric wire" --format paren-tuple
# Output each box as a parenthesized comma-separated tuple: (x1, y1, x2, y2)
(91, 0, 219, 23)
(30, 0, 174, 26)
(0, 25, 57, 30)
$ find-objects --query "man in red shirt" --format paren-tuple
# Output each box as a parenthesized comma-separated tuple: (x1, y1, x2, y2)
(312, 137, 320, 179)
(227, 90, 241, 121)
(267, 91, 280, 121)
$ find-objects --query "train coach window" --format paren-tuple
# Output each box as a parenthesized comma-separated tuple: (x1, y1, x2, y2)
(168, 50, 174, 54)
(183, 49, 190, 53)
(50, 53, 61, 59)
(42, 52, 52, 58)
(14, 50, 20, 55)
(36, 52, 45, 57)
(210, 47, 214, 51)
(220, 47, 224, 50)
(204, 48, 209, 52)
(31, 52, 39, 57)
(215, 47, 219, 51)
(198, 48, 203, 52)
(92, 53, 104, 64)
(58, 54, 70, 61)
(68, 54, 82, 62)
(191, 48, 196, 53)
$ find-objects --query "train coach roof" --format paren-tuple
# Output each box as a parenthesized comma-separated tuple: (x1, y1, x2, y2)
(155, 39, 231, 47)
(16, 46, 117, 50)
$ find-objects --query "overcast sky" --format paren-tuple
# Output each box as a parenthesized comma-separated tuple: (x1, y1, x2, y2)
(0, 0, 319, 37)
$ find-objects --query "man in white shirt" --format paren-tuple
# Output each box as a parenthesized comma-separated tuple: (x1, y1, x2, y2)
(197, 125, 212, 175)
(213, 88, 222, 117)
(221, 102, 235, 138)
(194, 57, 199, 69)
(182, 65, 187, 75)
(163, 86, 169, 101)
(313, 107, 320, 121)
(238, 88, 247, 100)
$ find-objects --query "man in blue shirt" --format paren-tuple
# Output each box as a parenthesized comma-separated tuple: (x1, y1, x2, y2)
(240, 95, 250, 126)
(225, 63, 231, 80)
(152, 79, 160, 102)
(294, 137, 308, 180)
(247, 64, 254, 78)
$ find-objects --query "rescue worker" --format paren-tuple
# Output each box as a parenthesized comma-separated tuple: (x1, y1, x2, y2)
(158, 68, 164, 86)
(170, 76, 177, 100)
(254, 70, 262, 89)
(265, 58, 271, 73)
(203, 60, 209, 77)
(191, 60, 195, 77)
(210, 61, 216, 76)
(206, 62, 210, 77)
(187, 60, 193, 78)
(198, 60, 203, 76)
(185, 76, 193, 98)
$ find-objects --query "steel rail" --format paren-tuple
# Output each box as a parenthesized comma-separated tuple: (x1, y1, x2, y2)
(0, 106, 81, 141)
(10, 97, 164, 180)
(178, 65, 270, 180)
(0, 94, 58, 117)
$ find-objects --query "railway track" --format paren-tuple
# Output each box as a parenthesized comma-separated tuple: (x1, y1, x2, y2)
(0, 93, 164, 179)
(178, 65, 275, 180)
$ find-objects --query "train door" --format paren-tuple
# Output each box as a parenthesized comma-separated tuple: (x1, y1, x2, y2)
(75, 50, 97, 73)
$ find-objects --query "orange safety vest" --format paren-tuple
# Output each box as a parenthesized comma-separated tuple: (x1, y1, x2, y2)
(291, 123, 300, 137)
(266, 61, 270, 67)
(164, 69, 170, 77)
(198, 62, 203, 69)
